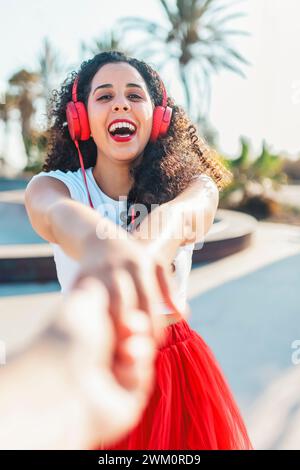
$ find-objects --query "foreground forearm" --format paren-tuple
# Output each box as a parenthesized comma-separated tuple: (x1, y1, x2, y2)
(0, 336, 91, 450)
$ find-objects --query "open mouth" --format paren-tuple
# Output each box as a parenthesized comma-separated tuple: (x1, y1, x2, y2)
(108, 122, 137, 142)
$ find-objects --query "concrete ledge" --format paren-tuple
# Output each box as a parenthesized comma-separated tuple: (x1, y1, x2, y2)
(193, 209, 258, 262)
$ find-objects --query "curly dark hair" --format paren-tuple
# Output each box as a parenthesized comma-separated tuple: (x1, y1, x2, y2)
(43, 50, 233, 225)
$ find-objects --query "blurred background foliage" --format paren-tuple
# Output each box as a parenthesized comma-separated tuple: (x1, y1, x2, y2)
(0, 0, 299, 224)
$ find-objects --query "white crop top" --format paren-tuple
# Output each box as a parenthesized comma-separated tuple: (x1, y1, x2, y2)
(30, 167, 195, 315)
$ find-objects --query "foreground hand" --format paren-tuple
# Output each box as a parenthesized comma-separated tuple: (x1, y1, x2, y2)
(60, 276, 158, 448)
(74, 235, 179, 339)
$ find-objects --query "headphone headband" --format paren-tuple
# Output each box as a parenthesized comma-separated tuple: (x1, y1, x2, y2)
(72, 76, 79, 103)
(160, 81, 167, 108)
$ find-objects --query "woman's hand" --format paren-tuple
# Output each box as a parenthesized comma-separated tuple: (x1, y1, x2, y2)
(73, 234, 177, 340)
(131, 203, 188, 318)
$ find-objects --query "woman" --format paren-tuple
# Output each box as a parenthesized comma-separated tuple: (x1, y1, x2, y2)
(25, 50, 252, 450)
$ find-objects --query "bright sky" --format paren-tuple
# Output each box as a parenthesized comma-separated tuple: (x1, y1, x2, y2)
(0, 0, 299, 169)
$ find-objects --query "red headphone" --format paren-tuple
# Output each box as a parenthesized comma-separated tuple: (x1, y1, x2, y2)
(66, 74, 173, 222)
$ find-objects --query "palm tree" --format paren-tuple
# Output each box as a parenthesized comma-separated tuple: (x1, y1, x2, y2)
(8, 69, 40, 158)
(219, 137, 288, 219)
(116, 0, 250, 125)
(0, 91, 10, 170)
(37, 37, 65, 128)
(0, 87, 28, 173)
(80, 29, 133, 61)
(3, 41, 65, 172)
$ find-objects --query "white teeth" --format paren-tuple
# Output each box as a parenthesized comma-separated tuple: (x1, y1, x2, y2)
(108, 121, 136, 133)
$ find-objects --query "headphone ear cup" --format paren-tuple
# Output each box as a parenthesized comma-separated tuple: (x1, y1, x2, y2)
(66, 101, 91, 141)
(66, 101, 81, 141)
(159, 105, 172, 137)
(150, 106, 164, 142)
(150, 105, 172, 142)
(74, 102, 91, 140)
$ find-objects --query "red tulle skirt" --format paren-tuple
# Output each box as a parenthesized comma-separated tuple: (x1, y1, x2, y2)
(97, 318, 253, 450)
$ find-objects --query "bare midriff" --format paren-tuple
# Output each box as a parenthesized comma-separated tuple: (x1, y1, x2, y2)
(160, 303, 189, 327)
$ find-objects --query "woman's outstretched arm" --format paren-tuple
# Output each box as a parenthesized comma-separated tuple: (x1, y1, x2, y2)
(132, 174, 219, 266)
(25, 176, 178, 323)
(25, 176, 130, 261)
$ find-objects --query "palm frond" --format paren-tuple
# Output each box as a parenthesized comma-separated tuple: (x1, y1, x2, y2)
(117, 17, 168, 39)
(220, 45, 251, 66)
(176, 0, 200, 21)
(216, 58, 247, 78)
(107, 0, 250, 117)
(216, 28, 251, 37)
(211, 11, 247, 26)
(205, 0, 247, 17)
(160, 0, 178, 27)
